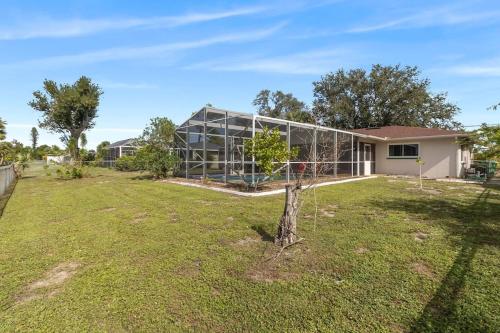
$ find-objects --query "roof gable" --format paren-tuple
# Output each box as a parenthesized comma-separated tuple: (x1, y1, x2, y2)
(109, 138, 138, 148)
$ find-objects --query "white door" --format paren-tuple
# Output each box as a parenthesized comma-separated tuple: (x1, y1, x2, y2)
(364, 144, 371, 176)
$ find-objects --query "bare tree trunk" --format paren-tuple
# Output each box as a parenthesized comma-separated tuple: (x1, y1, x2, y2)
(275, 183, 301, 247)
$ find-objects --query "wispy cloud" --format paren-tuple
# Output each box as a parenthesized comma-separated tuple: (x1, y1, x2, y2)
(445, 59, 500, 77)
(0, 6, 266, 40)
(347, 5, 500, 33)
(4, 23, 285, 68)
(186, 48, 353, 75)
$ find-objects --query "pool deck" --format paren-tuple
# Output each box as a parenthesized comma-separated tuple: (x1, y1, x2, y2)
(166, 175, 378, 197)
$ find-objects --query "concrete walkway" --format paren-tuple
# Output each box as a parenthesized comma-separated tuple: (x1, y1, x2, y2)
(167, 176, 378, 197)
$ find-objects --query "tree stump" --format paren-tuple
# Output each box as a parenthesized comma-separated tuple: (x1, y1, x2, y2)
(275, 184, 301, 247)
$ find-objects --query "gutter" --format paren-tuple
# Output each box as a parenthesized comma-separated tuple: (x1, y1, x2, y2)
(349, 133, 468, 141)
(384, 134, 468, 141)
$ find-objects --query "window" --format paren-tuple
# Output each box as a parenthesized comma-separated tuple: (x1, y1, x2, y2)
(388, 143, 419, 158)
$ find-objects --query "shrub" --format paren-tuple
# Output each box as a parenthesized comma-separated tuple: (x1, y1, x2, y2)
(115, 156, 140, 171)
(55, 163, 88, 179)
(146, 151, 179, 178)
(135, 146, 179, 178)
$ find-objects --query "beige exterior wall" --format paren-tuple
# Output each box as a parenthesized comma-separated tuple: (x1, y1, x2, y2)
(374, 137, 463, 178)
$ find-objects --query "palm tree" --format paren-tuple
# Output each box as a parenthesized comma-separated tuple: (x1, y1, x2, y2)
(0, 117, 6, 141)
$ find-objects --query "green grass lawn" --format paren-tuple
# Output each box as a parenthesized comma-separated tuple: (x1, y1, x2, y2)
(0, 163, 499, 332)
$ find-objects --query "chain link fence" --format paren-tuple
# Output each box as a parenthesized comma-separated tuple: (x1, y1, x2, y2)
(0, 164, 15, 196)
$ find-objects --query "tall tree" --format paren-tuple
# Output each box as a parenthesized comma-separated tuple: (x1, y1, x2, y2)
(0, 117, 6, 141)
(28, 76, 103, 159)
(253, 90, 314, 123)
(30, 127, 39, 150)
(138, 117, 176, 149)
(313, 65, 462, 130)
(460, 124, 500, 161)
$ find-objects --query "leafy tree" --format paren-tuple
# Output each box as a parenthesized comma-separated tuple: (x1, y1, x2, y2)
(253, 90, 314, 124)
(461, 124, 500, 161)
(135, 146, 179, 178)
(134, 117, 179, 178)
(37, 144, 61, 160)
(114, 155, 140, 171)
(0, 137, 31, 174)
(96, 141, 110, 161)
(245, 127, 298, 177)
(138, 117, 176, 149)
(0, 142, 12, 165)
(313, 65, 462, 130)
(0, 117, 6, 141)
(246, 127, 300, 247)
(13, 151, 31, 178)
(80, 148, 95, 162)
(28, 76, 103, 159)
(30, 127, 39, 150)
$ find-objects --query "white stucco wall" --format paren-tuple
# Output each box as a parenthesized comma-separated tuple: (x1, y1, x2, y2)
(375, 137, 462, 178)
(46, 155, 70, 165)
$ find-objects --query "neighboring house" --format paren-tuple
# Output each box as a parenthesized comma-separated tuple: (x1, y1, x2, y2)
(174, 106, 469, 182)
(104, 139, 139, 163)
(351, 126, 470, 178)
(46, 155, 71, 165)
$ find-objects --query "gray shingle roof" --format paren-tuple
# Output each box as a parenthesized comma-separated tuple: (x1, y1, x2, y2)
(108, 138, 138, 148)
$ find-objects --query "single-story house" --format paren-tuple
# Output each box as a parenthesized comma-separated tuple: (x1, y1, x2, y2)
(174, 106, 470, 182)
(351, 126, 471, 179)
(105, 139, 139, 161)
(98, 138, 139, 167)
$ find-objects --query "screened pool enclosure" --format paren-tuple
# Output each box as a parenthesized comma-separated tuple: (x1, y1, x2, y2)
(174, 107, 376, 183)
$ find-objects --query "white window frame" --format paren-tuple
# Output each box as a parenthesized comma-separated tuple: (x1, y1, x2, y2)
(387, 143, 420, 159)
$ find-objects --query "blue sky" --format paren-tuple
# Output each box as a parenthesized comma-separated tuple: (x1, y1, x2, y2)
(1, 0, 499, 149)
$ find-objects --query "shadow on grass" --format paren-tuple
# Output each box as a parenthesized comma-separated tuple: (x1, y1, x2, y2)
(0, 178, 18, 218)
(130, 174, 155, 181)
(370, 188, 499, 332)
(251, 225, 274, 242)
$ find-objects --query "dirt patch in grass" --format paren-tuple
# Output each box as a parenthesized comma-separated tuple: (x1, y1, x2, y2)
(320, 205, 337, 218)
(168, 212, 179, 223)
(414, 231, 429, 242)
(247, 264, 300, 283)
(389, 323, 407, 333)
(176, 259, 202, 277)
(321, 210, 335, 217)
(131, 212, 148, 224)
(100, 207, 116, 212)
(411, 262, 435, 279)
(234, 236, 260, 246)
(226, 216, 234, 222)
(17, 262, 80, 304)
(355, 247, 370, 254)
